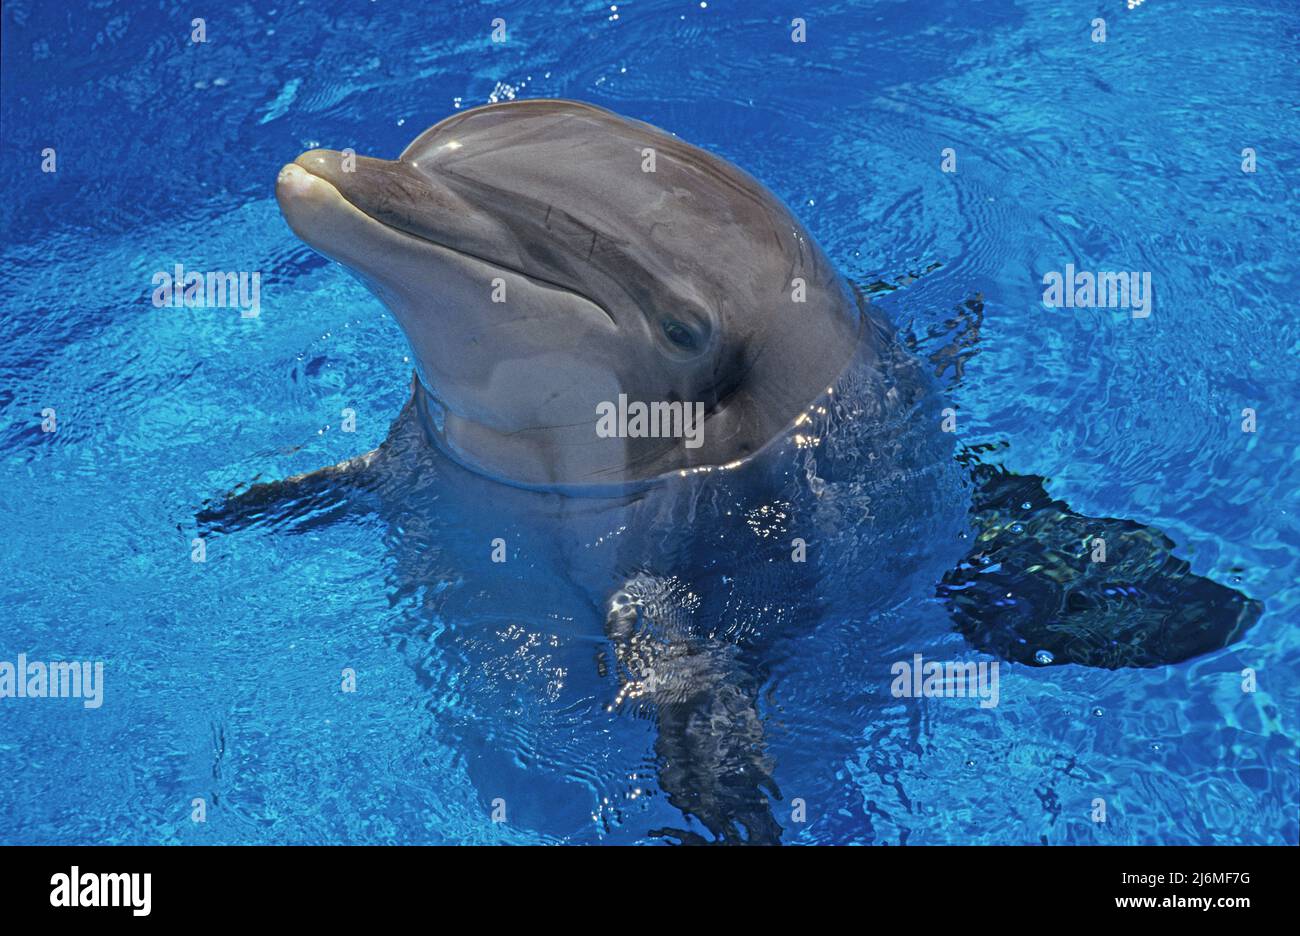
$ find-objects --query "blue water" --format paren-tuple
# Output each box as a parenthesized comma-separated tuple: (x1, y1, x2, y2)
(2, 0, 1297, 845)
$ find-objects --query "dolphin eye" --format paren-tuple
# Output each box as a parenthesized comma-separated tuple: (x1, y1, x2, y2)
(663, 320, 696, 349)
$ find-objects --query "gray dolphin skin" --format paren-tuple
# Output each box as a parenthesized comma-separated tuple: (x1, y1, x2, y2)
(275, 98, 864, 489)
(205, 99, 1260, 844)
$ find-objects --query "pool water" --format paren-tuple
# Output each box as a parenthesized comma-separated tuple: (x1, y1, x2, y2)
(1, 0, 1297, 845)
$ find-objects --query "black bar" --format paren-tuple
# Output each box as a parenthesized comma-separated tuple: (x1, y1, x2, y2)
(0, 844, 1287, 920)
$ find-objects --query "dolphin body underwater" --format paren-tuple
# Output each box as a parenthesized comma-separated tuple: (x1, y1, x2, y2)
(203, 99, 1260, 844)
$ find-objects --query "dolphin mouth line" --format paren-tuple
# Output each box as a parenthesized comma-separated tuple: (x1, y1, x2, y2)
(294, 163, 618, 328)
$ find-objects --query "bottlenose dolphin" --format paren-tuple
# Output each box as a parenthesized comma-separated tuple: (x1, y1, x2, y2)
(274, 98, 861, 489)
(204, 99, 1260, 844)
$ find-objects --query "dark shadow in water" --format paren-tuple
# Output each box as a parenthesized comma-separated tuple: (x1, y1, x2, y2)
(941, 457, 1262, 669)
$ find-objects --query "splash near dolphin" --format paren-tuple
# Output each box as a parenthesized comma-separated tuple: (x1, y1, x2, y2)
(202, 99, 1261, 844)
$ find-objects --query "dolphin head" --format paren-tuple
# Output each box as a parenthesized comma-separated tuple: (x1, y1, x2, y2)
(276, 99, 864, 487)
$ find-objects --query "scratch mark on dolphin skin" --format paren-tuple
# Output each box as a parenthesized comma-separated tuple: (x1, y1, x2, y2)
(504, 419, 600, 437)
(542, 202, 601, 262)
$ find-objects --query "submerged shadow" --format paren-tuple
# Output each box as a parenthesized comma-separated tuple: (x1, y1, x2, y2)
(940, 460, 1262, 668)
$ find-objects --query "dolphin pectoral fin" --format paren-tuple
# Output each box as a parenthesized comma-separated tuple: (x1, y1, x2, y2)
(939, 464, 1262, 669)
(199, 382, 426, 535)
(648, 665, 785, 846)
(606, 577, 783, 845)
(196, 448, 384, 535)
